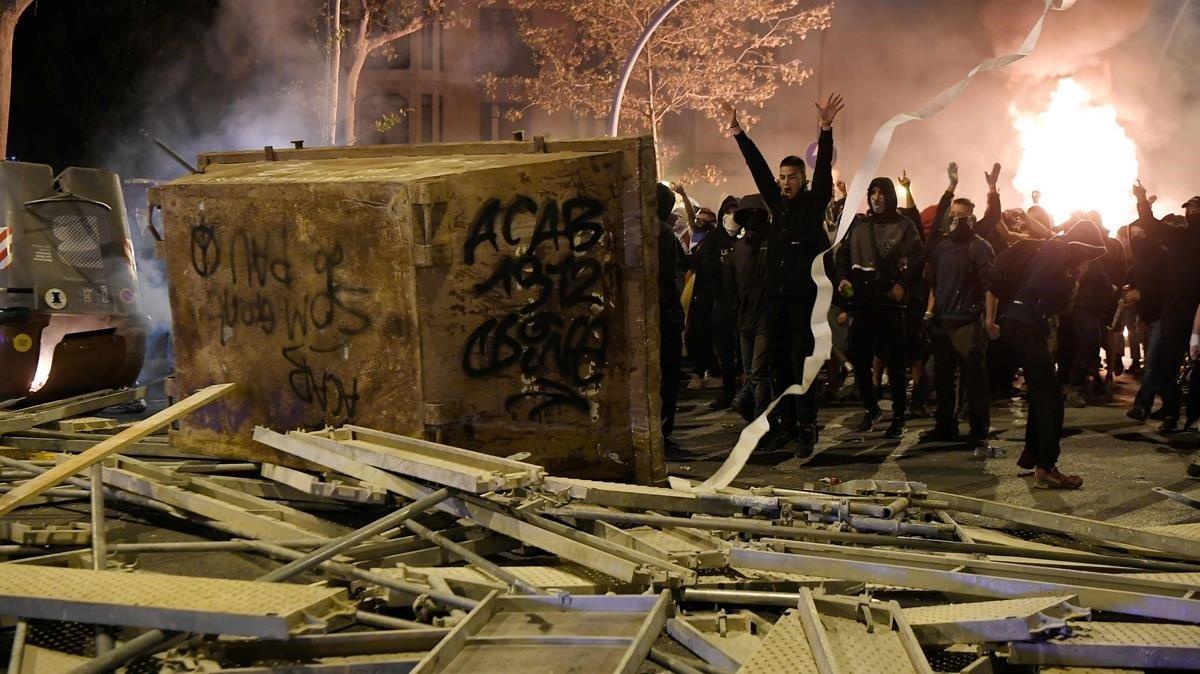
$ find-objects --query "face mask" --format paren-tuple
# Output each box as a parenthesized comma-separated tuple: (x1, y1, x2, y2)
(723, 213, 739, 236)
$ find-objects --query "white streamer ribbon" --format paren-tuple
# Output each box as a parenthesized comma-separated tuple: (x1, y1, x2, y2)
(673, 0, 1071, 492)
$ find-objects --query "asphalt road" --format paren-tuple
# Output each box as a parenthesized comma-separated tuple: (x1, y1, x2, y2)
(668, 373, 1200, 529)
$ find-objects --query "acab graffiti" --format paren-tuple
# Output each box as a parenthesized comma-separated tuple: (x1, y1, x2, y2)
(461, 195, 610, 420)
(190, 219, 369, 424)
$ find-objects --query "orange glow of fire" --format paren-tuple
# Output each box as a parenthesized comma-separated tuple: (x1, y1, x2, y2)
(1011, 78, 1139, 230)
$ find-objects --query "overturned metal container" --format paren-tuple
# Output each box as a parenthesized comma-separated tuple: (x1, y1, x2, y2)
(154, 138, 665, 483)
(0, 162, 146, 402)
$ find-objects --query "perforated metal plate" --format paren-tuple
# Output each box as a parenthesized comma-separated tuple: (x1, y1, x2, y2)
(733, 610, 821, 674)
(0, 565, 347, 638)
(822, 614, 919, 674)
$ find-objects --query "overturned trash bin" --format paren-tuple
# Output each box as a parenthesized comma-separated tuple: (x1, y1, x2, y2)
(154, 137, 665, 483)
(0, 162, 146, 402)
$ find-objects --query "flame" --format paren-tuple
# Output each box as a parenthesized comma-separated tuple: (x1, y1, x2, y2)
(1011, 77, 1139, 229)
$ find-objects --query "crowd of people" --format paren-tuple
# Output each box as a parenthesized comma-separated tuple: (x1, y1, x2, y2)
(655, 94, 1200, 490)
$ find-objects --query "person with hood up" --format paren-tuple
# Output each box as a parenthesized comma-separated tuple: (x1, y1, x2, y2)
(656, 182, 686, 455)
(835, 177, 926, 438)
(1000, 219, 1108, 489)
(722, 93, 844, 458)
(726, 195, 771, 422)
(692, 194, 742, 410)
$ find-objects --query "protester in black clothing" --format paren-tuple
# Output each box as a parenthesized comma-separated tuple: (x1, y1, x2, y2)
(920, 213, 998, 454)
(688, 195, 741, 410)
(1000, 219, 1107, 489)
(676, 186, 721, 385)
(836, 177, 926, 438)
(656, 183, 686, 455)
(1128, 186, 1200, 432)
(897, 171, 932, 417)
(726, 195, 772, 422)
(723, 94, 844, 457)
(1127, 212, 1170, 421)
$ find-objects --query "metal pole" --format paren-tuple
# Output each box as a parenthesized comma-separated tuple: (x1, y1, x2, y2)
(402, 518, 546, 595)
(354, 611, 429, 630)
(258, 487, 451, 582)
(606, 0, 688, 137)
(648, 647, 715, 674)
(681, 588, 805, 607)
(543, 507, 1198, 572)
(90, 464, 113, 655)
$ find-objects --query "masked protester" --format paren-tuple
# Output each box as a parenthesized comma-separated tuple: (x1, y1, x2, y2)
(921, 213, 999, 456)
(723, 94, 844, 458)
(1128, 186, 1200, 433)
(694, 199, 741, 410)
(1001, 219, 1107, 489)
(835, 177, 926, 438)
(726, 195, 772, 422)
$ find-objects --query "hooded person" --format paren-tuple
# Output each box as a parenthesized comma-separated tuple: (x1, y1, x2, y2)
(1127, 187, 1200, 432)
(656, 182, 686, 455)
(693, 199, 742, 409)
(723, 94, 844, 457)
(1000, 219, 1107, 490)
(835, 176, 926, 438)
(725, 194, 773, 422)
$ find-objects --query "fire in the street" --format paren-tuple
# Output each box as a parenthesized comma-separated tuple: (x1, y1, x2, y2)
(1011, 77, 1139, 229)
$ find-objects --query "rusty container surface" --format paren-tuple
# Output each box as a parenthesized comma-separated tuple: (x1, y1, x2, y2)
(155, 137, 664, 484)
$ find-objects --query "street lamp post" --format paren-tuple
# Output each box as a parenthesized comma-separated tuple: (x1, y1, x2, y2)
(606, 0, 687, 137)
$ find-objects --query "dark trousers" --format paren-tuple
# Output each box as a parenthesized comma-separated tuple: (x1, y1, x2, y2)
(739, 329, 770, 417)
(1002, 317, 1062, 471)
(766, 298, 817, 430)
(1134, 320, 1166, 411)
(660, 320, 683, 438)
(1067, 309, 1103, 387)
(685, 298, 715, 378)
(850, 305, 908, 418)
(932, 320, 989, 439)
(713, 300, 739, 397)
(1155, 311, 1193, 419)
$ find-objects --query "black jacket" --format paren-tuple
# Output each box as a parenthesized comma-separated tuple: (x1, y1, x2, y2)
(1137, 196, 1200, 315)
(732, 127, 833, 304)
(691, 227, 738, 309)
(658, 221, 685, 332)
(835, 178, 926, 307)
(928, 228, 996, 325)
(724, 231, 770, 333)
(1007, 239, 1083, 334)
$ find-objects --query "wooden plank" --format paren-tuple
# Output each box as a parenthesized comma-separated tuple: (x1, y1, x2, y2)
(0, 388, 146, 435)
(0, 384, 234, 516)
(45, 416, 120, 432)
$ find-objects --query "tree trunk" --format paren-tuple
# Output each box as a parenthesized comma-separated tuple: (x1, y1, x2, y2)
(0, 0, 33, 159)
(342, 7, 370, 146)
(327, 0, 341, 145)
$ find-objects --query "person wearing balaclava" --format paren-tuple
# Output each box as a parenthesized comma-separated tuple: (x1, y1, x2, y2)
(656, 182, 686, 455)
(726, 195, 772, 423)
(701, 196, 742, 410)
(722, 94, 844, 458)
(835, 177, 926, 439)
(1001, 219, 1108, 489)
(1127, 184, 1200, 435)
(921, 213, 998, 456)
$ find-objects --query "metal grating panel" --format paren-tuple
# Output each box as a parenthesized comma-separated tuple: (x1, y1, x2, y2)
(0, 565, 348, 638)
(823, 614, 919, 674)
(734, 610, 821, 674)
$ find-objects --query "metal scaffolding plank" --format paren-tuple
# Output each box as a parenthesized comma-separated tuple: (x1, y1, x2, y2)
(730, 545, 1200, 624)
(410, 591, 670, 674)
(308, 426, 545, 494)
(0, 565, 348, 638)
(733, 610, 821, 674)
(903, 596, 1089, 645)
(1008, 622, 1200, 670)
(369, 564, 627, 602)
(261, 463, 388, 504)
(931, 490, 1200, 561)
(666, 611, 772, 671)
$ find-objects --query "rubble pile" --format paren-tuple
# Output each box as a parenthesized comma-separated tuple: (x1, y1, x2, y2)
(1, 387, 1199, 673)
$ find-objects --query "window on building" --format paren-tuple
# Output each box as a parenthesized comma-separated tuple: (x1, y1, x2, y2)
(479, 8, 535, 77)
(364, 35, 411, 70)
(421, 94, 433, 143)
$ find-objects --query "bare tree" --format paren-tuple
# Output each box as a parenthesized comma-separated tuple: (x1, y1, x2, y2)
(0, 0, 33, 158)
(332, 0, 459, 145)
(483, 0, 832, 176)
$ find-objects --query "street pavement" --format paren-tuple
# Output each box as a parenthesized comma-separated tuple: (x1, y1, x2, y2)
(668, 374, 1200, 529)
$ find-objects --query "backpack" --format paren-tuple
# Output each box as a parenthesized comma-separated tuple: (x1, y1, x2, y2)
(985, 238, 1044, 301)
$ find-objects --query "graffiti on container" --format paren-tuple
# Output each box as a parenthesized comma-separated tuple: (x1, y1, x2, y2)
(461, 195, 610, 420)
(189, 220, 369, 425)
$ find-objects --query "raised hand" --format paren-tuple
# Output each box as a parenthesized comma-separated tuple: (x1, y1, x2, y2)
(836, 179, 848, 200)
(985, 162, 1001, 188)
(1132, 179, 1147, 202)
(815, 93, 845, 128)
(720, 101, 741, 132)
(898, 170, 911, 190)
(1031, 190, 1041, 205)
(947, 162, 959, 188)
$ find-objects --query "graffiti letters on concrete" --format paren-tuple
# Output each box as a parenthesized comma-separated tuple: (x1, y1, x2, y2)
(462, 196, 609, 420)
(190, 218, 368, 424)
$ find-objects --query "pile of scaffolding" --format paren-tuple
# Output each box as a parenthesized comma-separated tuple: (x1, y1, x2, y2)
(1, 385, 1199, 673)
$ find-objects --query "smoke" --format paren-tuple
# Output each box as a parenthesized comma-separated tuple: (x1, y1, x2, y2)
(90, 0, 327, 383)
(683, 0, 1197, 226)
